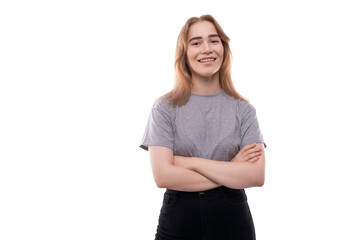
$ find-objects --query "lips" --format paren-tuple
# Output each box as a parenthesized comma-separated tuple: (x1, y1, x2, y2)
(198, 58, 216, 63)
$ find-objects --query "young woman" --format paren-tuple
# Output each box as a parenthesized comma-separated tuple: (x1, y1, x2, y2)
(140, 15, 266, 240)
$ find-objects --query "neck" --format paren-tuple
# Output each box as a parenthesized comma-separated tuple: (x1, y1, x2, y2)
(191, 72, 221, 95)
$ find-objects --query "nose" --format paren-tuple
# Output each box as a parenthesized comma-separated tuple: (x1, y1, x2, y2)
(201, 41, 212, 54)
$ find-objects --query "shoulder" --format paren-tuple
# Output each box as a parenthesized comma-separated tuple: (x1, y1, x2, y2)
(233, 98, 258, 120)
(154, 95, 173, 111)
(238, 100, 256, 112)
(220, 90, 241, 105)
(220, 91, 255, 112)
(151, 95, 176, 120)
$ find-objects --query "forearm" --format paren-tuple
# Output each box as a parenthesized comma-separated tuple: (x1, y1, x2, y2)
(153, 164, 221, 192)
(190, 158, 265, 189)
(149, 146, 221, 192)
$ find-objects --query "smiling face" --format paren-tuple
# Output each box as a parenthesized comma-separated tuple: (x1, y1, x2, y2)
(186, 21, 224, 81)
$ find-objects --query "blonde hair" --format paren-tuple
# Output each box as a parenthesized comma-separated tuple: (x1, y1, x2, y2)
(165, 14, 248, 106)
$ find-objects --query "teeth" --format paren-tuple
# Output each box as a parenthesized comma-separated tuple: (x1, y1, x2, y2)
(199, 58, 215, 62)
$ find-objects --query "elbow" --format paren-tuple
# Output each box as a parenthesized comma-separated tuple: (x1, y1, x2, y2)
(151, 164, 174, 189)
(254, 169, 265, 187)
(154, 180, 163, 188)
(153, 177, 167, 189)
(255, 175, 265, 187)
(156, 183, 166, 189)
(153, 174, 172, 189)
(246, 164, 265, 187)
(232, 174, 265, 189)
(246, 176, 264, 188)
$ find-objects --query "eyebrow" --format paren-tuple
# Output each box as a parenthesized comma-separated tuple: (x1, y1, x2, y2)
(188, 34, 220, 43)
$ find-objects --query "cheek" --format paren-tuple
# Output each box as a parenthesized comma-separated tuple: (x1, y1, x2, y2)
(186, 49, 196, 61)
(218, 54, 224, 66)
(185, 55, 195, 72)
(186, 51, 197, 67)
(218, 46, 224, 59)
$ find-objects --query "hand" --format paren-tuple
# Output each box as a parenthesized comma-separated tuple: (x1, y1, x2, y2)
(232, 143, 263, 163)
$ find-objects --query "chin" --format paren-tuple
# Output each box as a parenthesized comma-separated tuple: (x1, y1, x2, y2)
(190, 66, 221, 79)
(201, 70, 220, 78)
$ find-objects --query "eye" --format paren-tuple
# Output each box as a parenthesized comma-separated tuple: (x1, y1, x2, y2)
(191, 42, 201, 46)
(210, 40, 220, 44)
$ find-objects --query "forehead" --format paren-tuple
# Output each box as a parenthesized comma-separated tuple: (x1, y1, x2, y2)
(187, 21, 218, 41)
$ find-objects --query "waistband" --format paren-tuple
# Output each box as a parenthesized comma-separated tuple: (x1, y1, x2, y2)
(166, 186, 244, 196)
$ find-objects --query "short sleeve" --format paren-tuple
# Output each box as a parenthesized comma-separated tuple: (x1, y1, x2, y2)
(239, 102, 266, 149)
(139, 98, 174, 151)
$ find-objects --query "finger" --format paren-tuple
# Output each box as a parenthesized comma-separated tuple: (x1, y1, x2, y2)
(243, 144, 261, 155)
(244, 147, 262, 157)
(244, 151, 262, 161)
(244, 150, 261, 159)
(239, 143, 257, 154)
(236, 149, 261, 162)
(248, 157, 260, 163)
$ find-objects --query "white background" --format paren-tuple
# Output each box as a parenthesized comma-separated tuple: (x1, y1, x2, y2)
(1, 0, 359, 239)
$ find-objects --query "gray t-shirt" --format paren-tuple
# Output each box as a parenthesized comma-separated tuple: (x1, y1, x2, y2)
(140, 90, 265, 161)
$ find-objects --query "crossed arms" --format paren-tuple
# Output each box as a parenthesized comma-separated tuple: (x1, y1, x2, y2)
(148, 143, 265, 191)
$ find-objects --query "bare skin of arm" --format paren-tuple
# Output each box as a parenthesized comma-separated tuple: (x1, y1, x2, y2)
(149, 146, 220, 192)
(174, 143, 265, 189)
(148, 143, 263, 191)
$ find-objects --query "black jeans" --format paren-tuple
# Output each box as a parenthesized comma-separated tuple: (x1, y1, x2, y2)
(155, 186, 256, 240)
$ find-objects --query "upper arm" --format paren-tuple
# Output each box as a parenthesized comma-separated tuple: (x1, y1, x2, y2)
(239, 102, 266, 149)
(148, 145, 174, 187)
(140, 98, 175, 151)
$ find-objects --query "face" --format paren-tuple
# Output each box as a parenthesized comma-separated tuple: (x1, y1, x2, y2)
(186, 21, 224, 80)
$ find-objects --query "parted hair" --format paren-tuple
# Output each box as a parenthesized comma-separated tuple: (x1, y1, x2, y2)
(164, 14, 248, 106)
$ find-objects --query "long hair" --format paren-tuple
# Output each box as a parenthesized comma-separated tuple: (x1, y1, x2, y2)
(165, 15, 248, 106)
